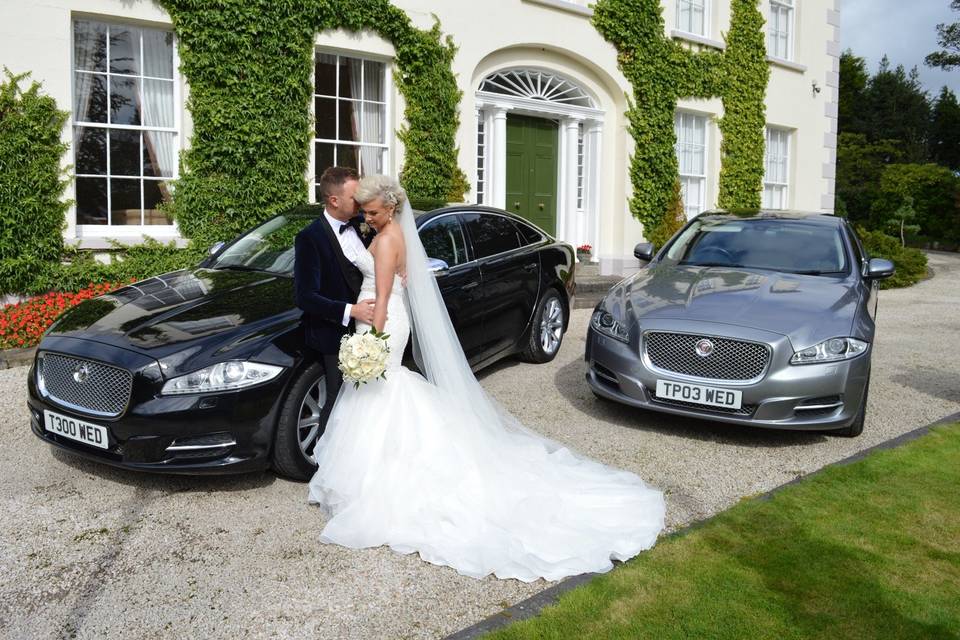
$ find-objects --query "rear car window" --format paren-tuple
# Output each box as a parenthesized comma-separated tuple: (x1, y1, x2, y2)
(463, 213, 522, 259)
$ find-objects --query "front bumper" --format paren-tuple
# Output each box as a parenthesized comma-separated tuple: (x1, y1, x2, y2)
(585, 320, 870, 431)
(26, 347, 291, 475)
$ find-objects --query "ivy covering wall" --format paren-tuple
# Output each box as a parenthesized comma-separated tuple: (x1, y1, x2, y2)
(158, 0, 468, 247)
(593, 0, 769, 242)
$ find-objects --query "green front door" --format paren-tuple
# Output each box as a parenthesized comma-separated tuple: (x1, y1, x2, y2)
(506, 114, 558, 234)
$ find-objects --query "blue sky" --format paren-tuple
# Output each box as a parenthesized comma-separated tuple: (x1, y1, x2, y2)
(841, 0, 960, 97)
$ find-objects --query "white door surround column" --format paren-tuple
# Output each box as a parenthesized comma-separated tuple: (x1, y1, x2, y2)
(560, 117, 582, 250)
(490, 107, 509, 209)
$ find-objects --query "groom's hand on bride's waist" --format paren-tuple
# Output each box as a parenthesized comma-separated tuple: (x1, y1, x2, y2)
(350, 299, 377, 325)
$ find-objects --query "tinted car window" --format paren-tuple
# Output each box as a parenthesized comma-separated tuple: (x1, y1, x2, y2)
(663, 218, 848, 275)
(464, 213, 522, 259)
(419, 216, 470, 267)
(515, 220, 545, 245)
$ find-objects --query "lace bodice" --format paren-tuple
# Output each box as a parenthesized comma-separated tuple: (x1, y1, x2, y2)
(354, 249, 408, 370)
(356, 249, 403, 298)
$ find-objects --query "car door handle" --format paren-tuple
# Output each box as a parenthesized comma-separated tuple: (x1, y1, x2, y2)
(522, 263, 537, 272)
(462, 281, 479, 291)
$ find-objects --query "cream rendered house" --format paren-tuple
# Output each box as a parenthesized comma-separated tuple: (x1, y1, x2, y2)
(0, 0, 840, 275)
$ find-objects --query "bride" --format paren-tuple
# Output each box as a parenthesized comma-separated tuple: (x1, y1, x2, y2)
(307, 175, 665, 582)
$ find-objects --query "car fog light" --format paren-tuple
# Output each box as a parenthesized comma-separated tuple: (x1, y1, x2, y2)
(791, 338, 868, 364)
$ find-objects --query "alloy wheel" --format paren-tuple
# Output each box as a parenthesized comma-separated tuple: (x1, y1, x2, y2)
(539, 297, 564, 355)
(297, 375, 326, 463)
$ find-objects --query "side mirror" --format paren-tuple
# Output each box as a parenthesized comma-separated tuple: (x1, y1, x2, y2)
(208, 241, 226, 256)
(634, 242, 655, 262)
(427, 258, 449, 275)
(865, 257, 895, 280)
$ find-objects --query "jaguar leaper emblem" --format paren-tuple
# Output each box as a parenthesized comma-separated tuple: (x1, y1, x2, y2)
(73, 364, 91, 383)
(695, 339, 714, 358)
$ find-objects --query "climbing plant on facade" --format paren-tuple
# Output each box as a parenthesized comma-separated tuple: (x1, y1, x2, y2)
(593, 0, 769, 241)
(158, 0, 467, 247)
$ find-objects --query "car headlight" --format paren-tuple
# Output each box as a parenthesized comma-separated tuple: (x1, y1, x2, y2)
(591, 308, 630, 342)
(161, 361, 284, 395)
(790, 338, 868, 365)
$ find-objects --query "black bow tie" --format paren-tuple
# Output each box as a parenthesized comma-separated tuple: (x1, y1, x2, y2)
(339, 217, 362, 235)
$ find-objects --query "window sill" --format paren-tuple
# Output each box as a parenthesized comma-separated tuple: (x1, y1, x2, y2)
(767, 56, 807, 73)
(670, 30, 726, 50)
(523, 0, 592, 17)
(71, 231, 188, 251)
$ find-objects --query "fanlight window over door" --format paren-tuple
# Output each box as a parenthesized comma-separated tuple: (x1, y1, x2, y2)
(479, 70, 593, 108)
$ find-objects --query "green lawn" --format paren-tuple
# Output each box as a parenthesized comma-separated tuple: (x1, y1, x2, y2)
(487, 424, 960, 640)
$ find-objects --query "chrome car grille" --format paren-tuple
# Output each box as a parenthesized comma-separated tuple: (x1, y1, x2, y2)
(643, 332, 770, 382)
(39, 353, 132, 417)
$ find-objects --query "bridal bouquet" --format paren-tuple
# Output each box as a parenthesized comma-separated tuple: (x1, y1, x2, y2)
(338, 329, 390, 388)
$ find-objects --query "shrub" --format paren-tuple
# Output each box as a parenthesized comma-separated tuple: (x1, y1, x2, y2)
(856, 226, 929, 289)
(0, 69, 71, 296)
(645, 179, 688, 249)
(0, 281, 131, 349)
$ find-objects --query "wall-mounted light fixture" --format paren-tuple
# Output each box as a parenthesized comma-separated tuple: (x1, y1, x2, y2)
(811, 80, 821, 97)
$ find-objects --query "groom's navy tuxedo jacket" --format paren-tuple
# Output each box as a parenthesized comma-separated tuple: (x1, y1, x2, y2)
(294, 216, 368, 354)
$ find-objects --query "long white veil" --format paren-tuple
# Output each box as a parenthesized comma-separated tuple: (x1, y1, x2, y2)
(398, 199, 570, 447)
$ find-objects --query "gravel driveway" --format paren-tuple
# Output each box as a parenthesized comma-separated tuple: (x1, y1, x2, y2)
(1, 252, 958, 640)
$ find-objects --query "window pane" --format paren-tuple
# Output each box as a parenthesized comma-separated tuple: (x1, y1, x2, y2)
(75, 127, 106, 175)
(315, 97, 336, 139)
(339, 60, 354, 99)
(336, 144, 359, 172)
(142, 29, 173, 79)
(110, 129, 140, 176)
(358, 146, 383, 175)
(364, 61, 384, 101)
(315, 142, 335, 180)
(143, 180, 173, 224)
(74, 72, 107, 123)
(110, 178, 142, 225)
(339, 101, 358, 141)
(75, 177, 108, 224)
(465, 214, 521, 258)
(315, 54, 337, 96)
(142, 79, 174, 127)
(109, 76, 141, 125)
(420, 217, 469, 266)
(143, 131, 176, 178)
(109, 25, 140, 75)
(74, 21, 107, 73)
(360, 102, 385, 143)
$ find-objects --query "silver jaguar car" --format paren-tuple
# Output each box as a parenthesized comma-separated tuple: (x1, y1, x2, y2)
(585, 210, 895, 436)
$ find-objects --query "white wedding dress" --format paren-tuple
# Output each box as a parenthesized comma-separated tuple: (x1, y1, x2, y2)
(308, 212, 665, 583)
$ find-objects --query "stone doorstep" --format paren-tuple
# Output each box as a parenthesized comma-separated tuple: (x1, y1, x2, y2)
(0, 346, 36, 370)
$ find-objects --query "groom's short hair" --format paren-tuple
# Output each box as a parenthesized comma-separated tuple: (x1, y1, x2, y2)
(319, 166, 360, 204)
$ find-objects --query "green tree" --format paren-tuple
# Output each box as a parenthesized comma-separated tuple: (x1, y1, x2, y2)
(926, 0, 960, 70)
(835, 133, 904, 223)
(838, 50, 869, 135)
(865, 57, 931, 162)
(883, 196, 920, 247)
(930, 86, 960, 170)
(874, 163, 960, 242)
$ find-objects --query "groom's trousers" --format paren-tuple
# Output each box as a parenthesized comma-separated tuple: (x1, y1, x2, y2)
(319, 352, 344, 433)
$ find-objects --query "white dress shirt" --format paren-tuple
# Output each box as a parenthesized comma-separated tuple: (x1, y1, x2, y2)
(323, 209, 366, 326)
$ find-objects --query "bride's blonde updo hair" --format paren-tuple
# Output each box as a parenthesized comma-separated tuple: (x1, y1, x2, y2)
(355, 174, 407, 211)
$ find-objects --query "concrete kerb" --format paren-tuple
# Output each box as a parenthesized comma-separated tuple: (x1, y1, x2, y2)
(444, 409, 960, 640)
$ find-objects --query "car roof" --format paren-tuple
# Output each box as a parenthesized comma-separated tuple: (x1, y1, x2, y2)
(696, 209, 844, 225)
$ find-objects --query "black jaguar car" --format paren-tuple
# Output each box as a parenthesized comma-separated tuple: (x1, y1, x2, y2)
(27, 204, 575, 480)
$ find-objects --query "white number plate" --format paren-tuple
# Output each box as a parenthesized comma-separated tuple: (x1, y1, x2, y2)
(44, 410, 109, 450)
(655, 380, 742, 409)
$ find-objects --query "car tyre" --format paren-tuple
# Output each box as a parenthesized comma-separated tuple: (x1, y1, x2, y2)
(835, 370, 869, 438)
(272, 361, 326, 481)
(520, 289, 565, 363)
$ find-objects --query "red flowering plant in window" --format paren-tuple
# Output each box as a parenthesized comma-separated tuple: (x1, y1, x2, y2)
(0, 281, 132, 350)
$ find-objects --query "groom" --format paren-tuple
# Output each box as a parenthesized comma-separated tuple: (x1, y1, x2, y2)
(294, 166, 376, 431)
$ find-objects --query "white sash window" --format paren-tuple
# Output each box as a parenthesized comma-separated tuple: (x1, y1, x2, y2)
(674, 112, 707, 219)
(676, 0, 708, 37)
(72, 19, 178, 228)
(312, 53, 389, 199)
(768, 0, 795, 61)
(763, 127, 791, 210)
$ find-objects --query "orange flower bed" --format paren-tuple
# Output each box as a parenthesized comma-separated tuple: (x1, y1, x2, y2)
(0, 281, 131, 350)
